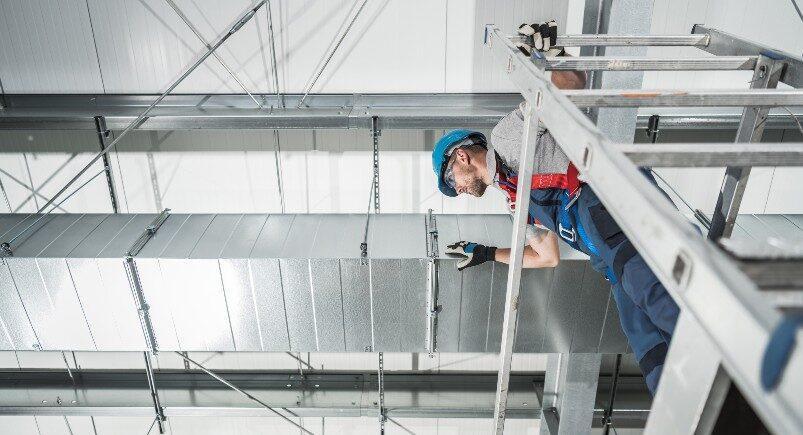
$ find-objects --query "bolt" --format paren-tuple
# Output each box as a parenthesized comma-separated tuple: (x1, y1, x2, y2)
(522, 402, 528, 406)
(286, 384, 292, 388)
(71, 400, 77, 404)
(314, 384, 320, 388)
(41, 400, 47, 404)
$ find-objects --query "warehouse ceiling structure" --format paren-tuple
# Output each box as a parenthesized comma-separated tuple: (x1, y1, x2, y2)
(0, 0, 803, 434)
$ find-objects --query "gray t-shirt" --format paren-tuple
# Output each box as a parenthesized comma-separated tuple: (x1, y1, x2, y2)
(489, 107, 572, 240)
(490, 107, 570, 176)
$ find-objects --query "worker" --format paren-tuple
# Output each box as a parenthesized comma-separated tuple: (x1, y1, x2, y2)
(434, 21, 680, 395)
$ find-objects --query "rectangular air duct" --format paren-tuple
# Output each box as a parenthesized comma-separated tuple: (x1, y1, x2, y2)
(0, 213, 627, 353)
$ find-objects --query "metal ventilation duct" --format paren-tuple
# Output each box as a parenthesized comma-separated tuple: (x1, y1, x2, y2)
(0, 213, 627, 353)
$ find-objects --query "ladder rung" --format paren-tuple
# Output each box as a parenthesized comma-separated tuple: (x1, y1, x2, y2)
(545, 56, 756, 71)
(618, 143, 803, 167)
(565, 89, 803, 107)
(554, 34, 710, 47)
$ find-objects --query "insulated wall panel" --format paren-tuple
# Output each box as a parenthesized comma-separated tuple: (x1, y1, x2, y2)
(0, 0, 104, 92)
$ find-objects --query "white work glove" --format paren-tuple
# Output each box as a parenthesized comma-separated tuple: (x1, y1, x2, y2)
(516, 20, 565, 58)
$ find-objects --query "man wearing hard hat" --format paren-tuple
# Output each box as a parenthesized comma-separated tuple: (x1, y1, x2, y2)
(434, 21, 680, 395)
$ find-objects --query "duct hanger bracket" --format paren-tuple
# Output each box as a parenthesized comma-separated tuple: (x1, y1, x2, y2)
(125, 209, 171, 354)
(425, 209, 441, 356)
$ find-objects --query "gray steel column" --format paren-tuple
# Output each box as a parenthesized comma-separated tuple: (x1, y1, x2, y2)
(592, 0, 654, 143)
(93, 116, 119, 213)
(645, 313, 730, 434)
(707, 54, 785, 240)
(539, 353, 602, 435)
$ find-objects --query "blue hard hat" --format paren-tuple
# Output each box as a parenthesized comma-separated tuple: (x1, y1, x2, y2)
(432, 130, 486, 197)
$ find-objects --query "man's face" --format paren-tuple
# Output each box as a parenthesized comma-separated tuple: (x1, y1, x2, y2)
(447, 149, 488, 197)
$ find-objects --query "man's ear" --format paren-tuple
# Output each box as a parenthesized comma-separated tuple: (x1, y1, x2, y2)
(455, 148, 469, 164)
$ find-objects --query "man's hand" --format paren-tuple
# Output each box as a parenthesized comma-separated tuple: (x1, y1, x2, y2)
(516, 20, 564, 58)
(445, 241, 497, 271)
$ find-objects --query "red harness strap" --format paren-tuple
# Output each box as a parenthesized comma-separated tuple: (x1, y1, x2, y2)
(498, 163, 582, 222)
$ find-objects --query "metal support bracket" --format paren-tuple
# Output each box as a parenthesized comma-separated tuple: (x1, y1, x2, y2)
(371, 116, 381, 213)
(143, 352, 166, 433)
(378, 352, 387, 434)
(424, 209, 440, 356)
(124, 209, 170, 353)
(93, 116, 119, 213)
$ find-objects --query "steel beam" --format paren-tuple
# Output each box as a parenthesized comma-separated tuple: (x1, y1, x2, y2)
(708, 55, 785, 240)
(0, 370, 651, 425)
(1, 94, 802, 131)
(545, 56, 756, 71)
(539, 353, 602, 435)
(618, 142, 803, 167)
(693, 25, 803, 88)
(486, 24, 803, 434)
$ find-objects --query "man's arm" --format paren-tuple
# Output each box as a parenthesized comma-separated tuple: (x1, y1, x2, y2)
(494, 229, 560, 268)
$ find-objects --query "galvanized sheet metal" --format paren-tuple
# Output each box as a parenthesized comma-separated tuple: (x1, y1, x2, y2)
(0, 261, 39, 350)
(339, 259, 374, 352)
(5, 257, 95, 350)
(0, 212, 647, 353)
(68, 257, 145, 350)
(248, 258, 291, 350)
(39, 214, 109, 258)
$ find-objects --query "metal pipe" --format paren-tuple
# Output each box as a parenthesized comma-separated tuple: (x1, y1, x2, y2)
(546, 56, 757, 71)
(164, 0, 263, 109)
(265, 0, 283, 108)
(297, 0, 369, 108)
(0, 1, 266, 252)
(175, 352, 313, 434)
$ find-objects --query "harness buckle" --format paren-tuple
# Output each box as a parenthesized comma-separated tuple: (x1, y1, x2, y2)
(558, 222, 576, 242)
(564, 186, 581, 210)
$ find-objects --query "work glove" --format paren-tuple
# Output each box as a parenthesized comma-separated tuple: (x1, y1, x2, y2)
(516, 20, 565, 58)
(445, 241, 497, 271)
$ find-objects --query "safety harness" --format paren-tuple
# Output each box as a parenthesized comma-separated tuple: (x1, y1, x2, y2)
(497, 161, 618, 284)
